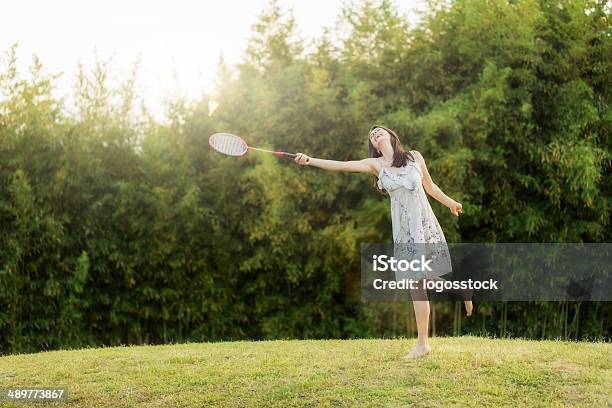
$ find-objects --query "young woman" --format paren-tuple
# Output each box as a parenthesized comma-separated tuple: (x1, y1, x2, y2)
(294, 125, 472, 359)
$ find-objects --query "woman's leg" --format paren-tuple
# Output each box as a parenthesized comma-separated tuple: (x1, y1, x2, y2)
(464, 300, 473, 316)
(405, 280, 431, 359)
(413, 300, 430, 347)
(426, 276, 473, 316)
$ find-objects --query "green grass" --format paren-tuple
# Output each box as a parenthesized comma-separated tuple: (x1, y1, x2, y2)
(0, 336, 610, 407)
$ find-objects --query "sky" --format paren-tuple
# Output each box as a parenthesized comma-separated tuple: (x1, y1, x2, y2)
(1, 0, 426, 120)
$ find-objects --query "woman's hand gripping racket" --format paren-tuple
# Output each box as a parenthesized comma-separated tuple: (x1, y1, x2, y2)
(208, 133, 308, 162)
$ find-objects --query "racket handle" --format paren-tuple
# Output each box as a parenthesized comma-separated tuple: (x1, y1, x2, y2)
(274, 152, 297, 159)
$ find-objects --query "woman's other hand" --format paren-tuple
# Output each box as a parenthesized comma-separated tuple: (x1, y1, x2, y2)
(450, 201, 463, 216)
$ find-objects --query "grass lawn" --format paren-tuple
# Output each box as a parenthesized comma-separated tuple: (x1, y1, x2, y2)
(0, 336, 610, 407)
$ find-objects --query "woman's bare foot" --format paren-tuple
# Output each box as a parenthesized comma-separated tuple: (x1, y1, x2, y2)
(464, 300, 473, 316)
(403, 344, 431, 360)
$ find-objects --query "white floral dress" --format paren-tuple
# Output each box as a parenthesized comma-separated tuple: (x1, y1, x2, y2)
(376, 152, 452, 280)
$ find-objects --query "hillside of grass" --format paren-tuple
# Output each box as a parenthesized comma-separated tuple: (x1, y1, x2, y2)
(0, 336, 610, 407)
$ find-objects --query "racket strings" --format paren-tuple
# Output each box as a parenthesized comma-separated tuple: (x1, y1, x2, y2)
(210, 133, 247, 156)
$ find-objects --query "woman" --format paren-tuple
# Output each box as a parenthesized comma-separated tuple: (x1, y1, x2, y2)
(294, 125, 472, 359)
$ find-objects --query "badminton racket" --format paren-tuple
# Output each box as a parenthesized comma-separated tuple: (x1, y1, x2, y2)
(208, 132, 304, 161)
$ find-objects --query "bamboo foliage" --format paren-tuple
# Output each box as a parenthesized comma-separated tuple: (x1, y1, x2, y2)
(1, 0, 610, 353)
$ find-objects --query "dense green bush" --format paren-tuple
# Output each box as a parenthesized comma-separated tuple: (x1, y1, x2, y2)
(1, 0, 610, 353)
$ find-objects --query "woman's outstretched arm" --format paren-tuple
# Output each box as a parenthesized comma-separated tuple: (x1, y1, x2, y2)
(413, 150, 463, 216)
(294, 153, 379, 176)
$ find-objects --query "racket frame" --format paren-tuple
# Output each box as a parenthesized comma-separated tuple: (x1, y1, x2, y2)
(209, 133, 296, 159)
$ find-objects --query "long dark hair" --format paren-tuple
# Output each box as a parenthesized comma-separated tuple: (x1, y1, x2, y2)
(368, 125, 415, 193)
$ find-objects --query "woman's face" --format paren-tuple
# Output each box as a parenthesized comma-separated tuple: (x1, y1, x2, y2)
(369, 127, 391, 151)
